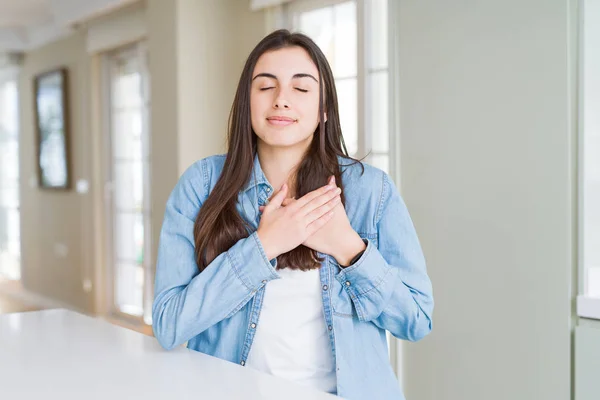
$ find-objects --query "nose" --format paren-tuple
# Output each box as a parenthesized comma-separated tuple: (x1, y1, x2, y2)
(273, 88, 290, 109)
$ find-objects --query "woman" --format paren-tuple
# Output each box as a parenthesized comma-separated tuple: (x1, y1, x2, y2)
(152, 29, 433, 400)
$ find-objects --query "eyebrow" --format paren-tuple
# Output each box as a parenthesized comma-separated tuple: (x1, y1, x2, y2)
(252, 72, 319, 83)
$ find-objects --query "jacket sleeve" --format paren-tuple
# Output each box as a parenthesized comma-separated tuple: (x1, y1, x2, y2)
(335, 173, 433, 341)
(152, 160, 280, 350)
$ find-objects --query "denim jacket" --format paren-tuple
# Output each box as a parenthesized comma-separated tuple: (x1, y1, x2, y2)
(152, 154, 434, 400)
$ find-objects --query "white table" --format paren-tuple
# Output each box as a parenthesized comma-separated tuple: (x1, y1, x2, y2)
(0, 309, 340, 399)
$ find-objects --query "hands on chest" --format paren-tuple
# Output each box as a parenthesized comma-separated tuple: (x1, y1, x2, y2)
(257, 176, 366, 266)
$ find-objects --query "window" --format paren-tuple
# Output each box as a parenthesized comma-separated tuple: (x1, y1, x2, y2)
(579, 0, 600, 319)
(0, 77, 20, 281)
(104, 43, 153, 325)
(285, 0, 390, 173)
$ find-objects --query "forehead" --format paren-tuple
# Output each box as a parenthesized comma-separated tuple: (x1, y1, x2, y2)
(253, 46, 319, 79)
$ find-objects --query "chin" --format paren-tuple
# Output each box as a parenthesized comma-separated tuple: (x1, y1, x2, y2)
(258, 133, 313, 149)
(263, 139, 308, 149)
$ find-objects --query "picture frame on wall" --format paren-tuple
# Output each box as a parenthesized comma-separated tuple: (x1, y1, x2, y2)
(33, 67, 70, 190)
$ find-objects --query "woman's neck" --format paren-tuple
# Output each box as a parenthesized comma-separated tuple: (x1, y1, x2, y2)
(257, 144, 306, 198)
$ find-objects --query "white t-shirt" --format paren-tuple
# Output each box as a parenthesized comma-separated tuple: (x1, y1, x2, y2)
(245, 267, 337, 394)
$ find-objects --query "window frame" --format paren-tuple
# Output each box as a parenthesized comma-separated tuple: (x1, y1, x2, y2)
(285, 0, 363, 159)
(101, 41, 154, 327)
(0, 66, 21, 282)
(282, 0, 392, 174)
(577, 0, 600, 320)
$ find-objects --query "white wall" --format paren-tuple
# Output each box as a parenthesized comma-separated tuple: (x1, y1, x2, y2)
(19, 31, 94, 313)
(575, 324, 600, 400)
(396, 1, 573, 399)
(176, 0, 265, 174)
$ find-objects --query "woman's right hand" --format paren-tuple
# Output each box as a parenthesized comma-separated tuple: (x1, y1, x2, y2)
(256, 182, 342, 260)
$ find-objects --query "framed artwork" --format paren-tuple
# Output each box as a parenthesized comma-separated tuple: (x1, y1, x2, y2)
(34, 67, 70, 190)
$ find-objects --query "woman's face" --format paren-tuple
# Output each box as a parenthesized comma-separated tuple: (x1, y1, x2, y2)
(250, 46, 323, 152)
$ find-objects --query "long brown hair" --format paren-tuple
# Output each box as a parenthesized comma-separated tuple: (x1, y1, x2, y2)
(193, 29, 362, 272)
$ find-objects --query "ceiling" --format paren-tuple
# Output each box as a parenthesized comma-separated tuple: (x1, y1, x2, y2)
(0, 0, 137, 52)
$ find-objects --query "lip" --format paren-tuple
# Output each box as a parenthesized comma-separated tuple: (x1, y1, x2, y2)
(266, 116, 297, 126)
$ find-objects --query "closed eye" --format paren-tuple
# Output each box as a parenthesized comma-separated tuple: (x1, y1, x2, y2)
(260, 87, 275, 91)
(295, 88, 308, 93)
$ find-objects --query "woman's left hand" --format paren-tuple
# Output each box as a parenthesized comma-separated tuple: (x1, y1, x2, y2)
(260, 176, 366, 265)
